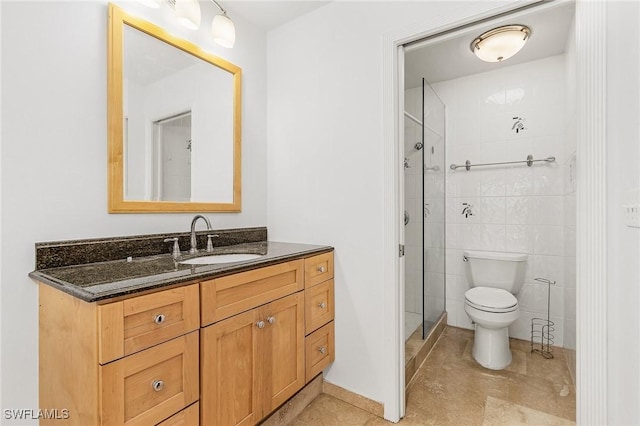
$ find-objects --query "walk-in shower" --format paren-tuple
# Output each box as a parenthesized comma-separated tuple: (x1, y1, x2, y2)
(404, 78, 446, 342)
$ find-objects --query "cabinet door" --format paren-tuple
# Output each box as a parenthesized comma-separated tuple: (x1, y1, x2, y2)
(259, 292, 305, 415)
(201, 309, 260, 426)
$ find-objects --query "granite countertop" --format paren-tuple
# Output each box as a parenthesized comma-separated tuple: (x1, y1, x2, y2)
(30, 240, 333, 302)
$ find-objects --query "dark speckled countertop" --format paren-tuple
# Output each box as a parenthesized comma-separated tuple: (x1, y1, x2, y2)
(29, 228, 333, 302)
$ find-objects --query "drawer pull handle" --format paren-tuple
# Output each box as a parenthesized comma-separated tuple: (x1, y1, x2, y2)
(154, 314, 166, 325)
(266, 316, 276, 325)
(318, 266, 326, 273)
(318, 302, 327, 309)
(318, 346, 327, 354)
(256, 321, 265, 329)
(152, 380, 164, 392)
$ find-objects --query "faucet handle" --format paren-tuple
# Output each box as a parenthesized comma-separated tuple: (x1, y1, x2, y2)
(206, 234, 220, 252)
(163, 237, 181, 259)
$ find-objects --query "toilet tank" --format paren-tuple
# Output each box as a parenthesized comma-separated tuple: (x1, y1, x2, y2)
(463, 250, 527, 294)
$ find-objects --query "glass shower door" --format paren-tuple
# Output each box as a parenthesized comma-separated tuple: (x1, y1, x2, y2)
(422, 78, 446, 338)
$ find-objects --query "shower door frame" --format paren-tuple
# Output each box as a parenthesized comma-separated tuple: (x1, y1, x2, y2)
(382, 1, 607, 423)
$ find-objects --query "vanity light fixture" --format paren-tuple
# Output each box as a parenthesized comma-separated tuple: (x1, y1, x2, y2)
(139, 0, 236, 48)
(470, 25, 531, 63)
(138, 0, 162, 8)
(211, 0, 236, 48)
(174, 0, 201, 30)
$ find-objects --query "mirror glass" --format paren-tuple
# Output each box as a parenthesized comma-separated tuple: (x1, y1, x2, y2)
(108, 5, 241, 212)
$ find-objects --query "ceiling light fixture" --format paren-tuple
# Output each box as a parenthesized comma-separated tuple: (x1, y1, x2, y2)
(210, 0, 236, 48)
(470, 25, 531, 63)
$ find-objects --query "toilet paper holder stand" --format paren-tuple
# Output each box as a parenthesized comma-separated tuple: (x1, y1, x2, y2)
(530, 277, 556, 359)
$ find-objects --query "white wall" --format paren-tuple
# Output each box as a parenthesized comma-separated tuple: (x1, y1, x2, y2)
(433, 55, 573, 345)
(1, 1, 267, 418)
(266, 0, 521, 407)
(605, 2, 640, 424)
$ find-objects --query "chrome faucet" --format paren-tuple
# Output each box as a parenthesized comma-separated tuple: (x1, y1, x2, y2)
(190, 215, 212, 254)
(461, 203, 474, 218)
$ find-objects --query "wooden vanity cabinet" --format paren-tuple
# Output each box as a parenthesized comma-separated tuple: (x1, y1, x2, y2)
(39, 250, 334, 426)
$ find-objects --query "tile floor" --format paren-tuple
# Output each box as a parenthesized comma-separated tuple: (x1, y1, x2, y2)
(289, 326, 575, 425)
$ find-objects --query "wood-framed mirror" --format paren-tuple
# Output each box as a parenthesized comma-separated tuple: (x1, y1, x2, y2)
(108, 4, 241, 213)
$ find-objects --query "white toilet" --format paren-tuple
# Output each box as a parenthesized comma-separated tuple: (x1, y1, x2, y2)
(463, 250, 527, 370)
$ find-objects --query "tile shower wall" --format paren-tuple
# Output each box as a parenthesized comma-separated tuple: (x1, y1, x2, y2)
(433, 55, 572, 345)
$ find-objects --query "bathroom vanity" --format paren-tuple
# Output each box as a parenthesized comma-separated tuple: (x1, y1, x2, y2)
(31, 228, 334, 425)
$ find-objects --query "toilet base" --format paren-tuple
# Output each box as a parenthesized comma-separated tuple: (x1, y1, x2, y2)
(472, 325, 512, 370)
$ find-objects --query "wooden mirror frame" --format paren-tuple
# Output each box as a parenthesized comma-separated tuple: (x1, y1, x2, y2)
(107, 4, 242, 213)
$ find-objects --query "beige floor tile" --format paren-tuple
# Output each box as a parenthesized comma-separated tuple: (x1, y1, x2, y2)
(287, 394, 377, 426)
(482, 396, 575, 426)
(290, 326, 576, 425)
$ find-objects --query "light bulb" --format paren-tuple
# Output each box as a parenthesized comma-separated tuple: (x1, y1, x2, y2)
(175, 0, 201, 30)
(212, 13, 235, 48)
(138, 0, 162, 8)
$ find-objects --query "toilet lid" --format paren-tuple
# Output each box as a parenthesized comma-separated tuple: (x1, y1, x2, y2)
(465, 287, 518, 313)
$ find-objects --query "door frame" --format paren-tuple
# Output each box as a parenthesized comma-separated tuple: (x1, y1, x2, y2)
(381, 1, 607, 423)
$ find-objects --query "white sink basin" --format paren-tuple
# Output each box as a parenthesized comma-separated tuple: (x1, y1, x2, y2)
(180, 253, 263, 265)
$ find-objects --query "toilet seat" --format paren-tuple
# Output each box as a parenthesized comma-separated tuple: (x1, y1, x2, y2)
(465, 287, 518, 313)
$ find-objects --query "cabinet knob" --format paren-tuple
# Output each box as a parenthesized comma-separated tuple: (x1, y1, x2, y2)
(318, 302, 327, 309)
(318, 266, 326, 273)
(152, 380, 164, 392)
(256, 321, 265, 329)
(318, 346, 327, 354)
(153, 314, 166, 325)
(266, 316, 276, 325)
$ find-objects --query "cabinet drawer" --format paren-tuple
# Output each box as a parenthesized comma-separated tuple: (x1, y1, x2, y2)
(305, 321, 335, 382)
(200, 260, 304, 326)
(156, 402, 199, 426)
(305, 279, 334, 334)
(304, 252, 334, 288)
(101, 331, 199, 426)
(98, 284, 200, 364)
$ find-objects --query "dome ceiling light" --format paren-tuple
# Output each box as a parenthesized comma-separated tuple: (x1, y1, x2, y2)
(470, 25, 531, 63)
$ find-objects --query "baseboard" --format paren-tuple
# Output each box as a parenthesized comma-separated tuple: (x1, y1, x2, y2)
(322, 380, 384, 418)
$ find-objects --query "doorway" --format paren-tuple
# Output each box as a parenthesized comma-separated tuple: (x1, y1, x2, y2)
(382, 1, 608, 422)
